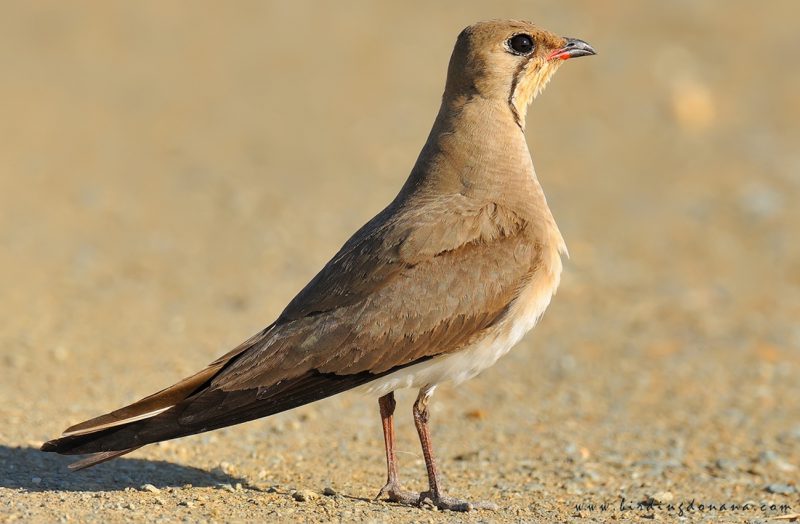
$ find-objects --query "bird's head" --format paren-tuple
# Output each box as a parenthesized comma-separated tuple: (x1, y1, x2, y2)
(444, 19, 595, 127)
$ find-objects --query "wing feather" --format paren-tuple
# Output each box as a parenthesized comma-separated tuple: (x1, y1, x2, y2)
(212, 198, 537, 393)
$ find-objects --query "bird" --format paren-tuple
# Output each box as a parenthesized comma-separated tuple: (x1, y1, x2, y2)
(41, 19, 595, 511)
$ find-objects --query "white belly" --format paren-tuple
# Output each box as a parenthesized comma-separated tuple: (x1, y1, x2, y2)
(360, 246, 563, 397)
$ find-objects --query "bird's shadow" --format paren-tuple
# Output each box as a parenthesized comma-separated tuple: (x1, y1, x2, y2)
(0, 445, 246, 493)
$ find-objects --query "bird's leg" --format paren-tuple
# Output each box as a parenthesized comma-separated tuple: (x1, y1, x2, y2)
(413, 386, 498, 512)
(413, 386, 443, 500)
(375, 392, 419, 504)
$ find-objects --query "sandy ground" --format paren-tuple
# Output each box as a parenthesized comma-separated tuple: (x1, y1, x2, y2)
(2, 2, 800, 522)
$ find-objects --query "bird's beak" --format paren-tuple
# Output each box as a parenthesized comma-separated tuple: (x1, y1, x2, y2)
(548, 38, 596, 60)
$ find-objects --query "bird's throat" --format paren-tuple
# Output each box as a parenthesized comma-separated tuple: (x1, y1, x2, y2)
(509, 59, 562, 129)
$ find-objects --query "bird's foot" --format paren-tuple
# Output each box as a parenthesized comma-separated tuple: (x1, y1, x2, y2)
(375, 481, 420, 505)
(419, 490, 498, 512)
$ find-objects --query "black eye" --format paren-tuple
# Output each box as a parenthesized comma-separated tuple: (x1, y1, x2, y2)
(508, 34, 534, 55)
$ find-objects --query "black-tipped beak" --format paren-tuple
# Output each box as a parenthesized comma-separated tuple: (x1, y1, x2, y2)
(548, 37, 596, 60)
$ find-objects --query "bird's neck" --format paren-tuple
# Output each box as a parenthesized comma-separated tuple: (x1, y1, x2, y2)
(403, 95, 555, 224)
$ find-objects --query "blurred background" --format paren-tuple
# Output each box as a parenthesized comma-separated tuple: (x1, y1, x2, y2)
(1, 1, 798, 522)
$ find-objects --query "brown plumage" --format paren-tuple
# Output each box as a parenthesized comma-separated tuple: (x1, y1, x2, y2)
(42, 19, 595, 511)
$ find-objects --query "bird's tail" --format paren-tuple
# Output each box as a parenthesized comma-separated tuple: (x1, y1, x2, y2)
(40, 368, 383, 469)
(40, 325, 400, 470)
(41, 323, 418, 471)
(39, 335, 260, 469)
(65, 448, 143, 471)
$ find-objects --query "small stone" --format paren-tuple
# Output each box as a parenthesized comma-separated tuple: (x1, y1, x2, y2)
(218, 483, 235, 493)
(670, 78, 715, 132)
(739, 184, 783, 220)
(235, 482, 243, 491)
(322, 486, 337, 496)
(292, 489, 319, 502)
(140, 484, 160, 493)
(651, 491, 673, 503)
(31, 477, 42, 485)
(298, 411, 318, 422)
(124, 503, 136, 510)
(465, 409, 486, 420)
(178, 500, 194, 507)
(51, 346, 70, 362)
(765, 483, 797, 494)
(454, 450, 480, 462)
(755, 450, 797, 472)
(715, 458, 739, 471)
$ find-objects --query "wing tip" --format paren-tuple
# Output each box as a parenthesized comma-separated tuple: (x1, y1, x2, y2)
(39, 439, 57, 452)
(61, 407, 172, 437)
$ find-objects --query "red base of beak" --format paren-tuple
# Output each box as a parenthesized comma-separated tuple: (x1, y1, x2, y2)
(548, 38, 596, 61)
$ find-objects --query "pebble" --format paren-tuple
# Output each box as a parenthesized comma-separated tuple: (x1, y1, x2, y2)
(758, 451, 796, 473)
(211, 461, 239, 477)
(178, 501, 194, 508)
(670, 77, 715, 132)
(292, 489, 319, 502)
(739, 183, 783, 220)
(31, 477, 42, 485)
(651, 491, 673, 503)
(140, 484, 160, 493)
(51, 345, 70, 362)
(765, 483, 796, 494)
(322, 486, 337, 497)
(454, 450, 480, 462)
(524, 483, 546, 492)
(465, 409, 487, 420)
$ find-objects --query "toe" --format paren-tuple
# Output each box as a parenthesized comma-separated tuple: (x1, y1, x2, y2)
(420, 491, 498, 512)
(388, 488, 421, 505)
(375, 482, 420, 505)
